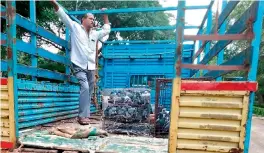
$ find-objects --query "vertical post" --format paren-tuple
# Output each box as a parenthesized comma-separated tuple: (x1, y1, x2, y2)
(245, 1, 263, 153)
(216, 0, 227, 81)
(168, 0, 185, 152)
(65, 28, 70, 83)
(195, 35, 202, 78)
(203, 8, 212, 75)
(30, 0, 37, 81)
(6, 0, 18, 143)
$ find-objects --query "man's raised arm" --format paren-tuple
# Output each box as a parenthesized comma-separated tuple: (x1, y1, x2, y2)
(50, 0, 75, 31)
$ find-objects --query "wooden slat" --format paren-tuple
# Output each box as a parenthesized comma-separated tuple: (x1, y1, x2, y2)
(1, 100, 9, 110)
(239, 95, 249, 149)
(178, 118, 241, 132)
(1, 127, 10, 136)
(178, 129, 240, 142)
(1, 110, 9, 118)
(180, 96, 243, 108)
(1, 136, 10, 141)
(1, 85, 8, 90)
(177, 149, 223, 153)
(177, 139, 238, 152)
(1, 118, 10, 128)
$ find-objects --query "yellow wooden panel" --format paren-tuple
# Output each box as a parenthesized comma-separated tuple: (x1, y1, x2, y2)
(0, 99, 9, 110)
(1, 110, 9, 118)
(1, 85, 8, 90)
(177, 150, 223, 153)
(171, 87, 249, 152)
(177, 139, 238, 152)
(179, 107, 242, 120)
(178, 129, 240, 142)
(1, 118, 10, 128)
(1, 136, 10, 141)
(168, 78, 181, 153)
(8, 77, 16, 146)
(178, 118, 241, 131)
(1, 127, 10, 137)
(239, 95, 249, 150)
(1, 93, 8, 100)
(180, 96, 242, 108)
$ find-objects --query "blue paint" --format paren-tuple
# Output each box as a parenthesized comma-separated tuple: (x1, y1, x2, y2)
(18, 97, 79, 103)
(19, 113, 78, 129)
(18, 105, 79, 116)
(18, 91, 79, 97)
(203, 7, 212, 75)
(6, 0, 19, 137)
(192, 2, 259, 76)
(30, 0, 37, 81)
(216, 0, 227, 81)
(19, 110, 78, 122)
(245, 1, 263, 153)
(15, 14, 68, 48)
(18, 102, 79, 110)
(68, 6, 209, 15)
(111, 26, 199, 32)
(1, 60, 7, 71)
(105, 40, 176, 44)
(17, 80, 80, 92)
(65, 28, 70, 83)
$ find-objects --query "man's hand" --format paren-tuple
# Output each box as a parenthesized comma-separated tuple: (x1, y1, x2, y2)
(100, 8, 107, 12)
(100, 8, 109, 24)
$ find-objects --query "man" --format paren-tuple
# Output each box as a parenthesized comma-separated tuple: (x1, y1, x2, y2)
(50, 0, 110, 125)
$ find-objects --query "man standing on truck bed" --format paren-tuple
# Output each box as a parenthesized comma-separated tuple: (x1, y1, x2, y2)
(50, 0, 111, 125)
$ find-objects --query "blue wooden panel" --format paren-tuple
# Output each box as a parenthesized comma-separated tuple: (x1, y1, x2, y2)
(15, 14, 68, 48)
(18, 102, 79, 109)
(105, 40, 176, 44)
(18, 110, 78, 122)
(17, 80, 80, 92)
(15, 64, 78, 83)
(111, 26, 199, 32)
(2, 33, 69, 65)
(192, 2, 259, 76)
(245, 2, 264, 153)
(204, 47, 253, 78)
(1, 60, 7, 71)
(68, 5, 209, 15)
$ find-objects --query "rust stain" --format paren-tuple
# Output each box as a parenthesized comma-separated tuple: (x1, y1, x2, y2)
(229, 148, 243, 153)
(7, 47, 12, 59)
(200, 114, 239, 120)
(199, 124, 237, 131)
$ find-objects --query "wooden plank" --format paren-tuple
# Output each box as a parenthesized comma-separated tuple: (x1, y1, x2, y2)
(1, 127, 10, 136)
(1, 118, 10, 128)
(8, 77, 16, 146)
(169, 78, 181, 153)
(239, 94, 249, 150)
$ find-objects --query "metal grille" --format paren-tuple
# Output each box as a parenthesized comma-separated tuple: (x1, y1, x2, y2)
(154, 78, 172, 136)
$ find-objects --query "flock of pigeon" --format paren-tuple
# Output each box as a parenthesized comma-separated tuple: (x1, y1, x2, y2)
(103, 88, 152, 123)
(103, 88, 171, 136)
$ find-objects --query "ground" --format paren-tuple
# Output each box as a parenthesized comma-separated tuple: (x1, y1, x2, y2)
(249, 116, 264, 153)
(11, 115, 264, 153)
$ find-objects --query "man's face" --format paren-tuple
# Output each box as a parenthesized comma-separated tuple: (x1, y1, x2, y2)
(83, 14, 94, 29)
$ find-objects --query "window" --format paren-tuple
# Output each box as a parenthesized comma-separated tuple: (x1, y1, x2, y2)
(130, 75, 165, 88)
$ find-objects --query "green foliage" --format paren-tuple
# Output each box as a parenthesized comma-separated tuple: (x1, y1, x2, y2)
(253, 106, 264, 117)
